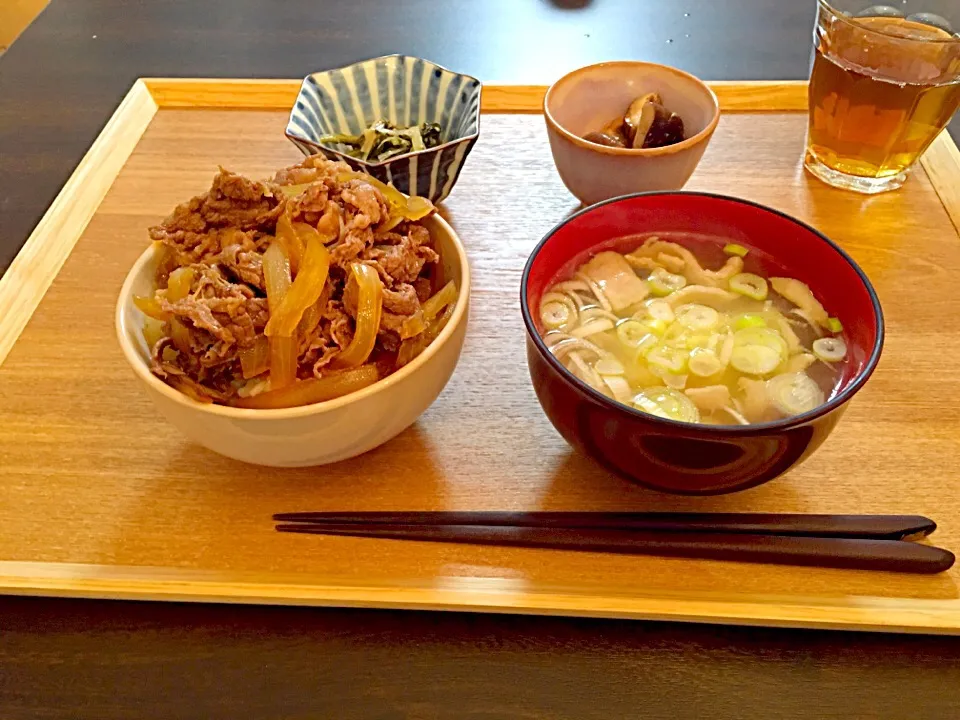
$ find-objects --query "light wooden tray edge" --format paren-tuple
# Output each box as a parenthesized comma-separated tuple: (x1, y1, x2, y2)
(142, 78, 812, 112)
(2, 79, 959, 630)
(1, 560, 958, 634)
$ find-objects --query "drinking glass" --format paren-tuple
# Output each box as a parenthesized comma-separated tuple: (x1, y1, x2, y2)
(804, 0, 960, 193)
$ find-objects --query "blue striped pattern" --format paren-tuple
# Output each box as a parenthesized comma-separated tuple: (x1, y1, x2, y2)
(285, 55, 482, 203)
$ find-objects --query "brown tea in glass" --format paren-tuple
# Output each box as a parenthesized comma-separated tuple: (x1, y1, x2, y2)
(805, 1, 960, 193)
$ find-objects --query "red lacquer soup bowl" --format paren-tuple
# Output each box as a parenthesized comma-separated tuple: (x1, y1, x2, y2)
(520, 192, 884, 495)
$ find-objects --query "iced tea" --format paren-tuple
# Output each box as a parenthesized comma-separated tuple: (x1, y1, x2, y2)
(805, 4, 960, 193)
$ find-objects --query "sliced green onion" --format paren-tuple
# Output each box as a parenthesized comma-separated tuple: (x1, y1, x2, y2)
(647, 344, 688, 374)
(688, 348, 724, 377)
(617, 320, 652, 347)
(647, 268, 687, 297)
(724, 243, 749, 257)
(718, 331, 735, 367)
(685, 333, 714, 350)
(645, 318, 668, 335)
(643, 299, 675, 324)
(631, 333, 659, 357)
(766, 372, 824, 417)
(633, 387, 701, 423)
(728, 273, 769, 301)
(812, 336, 847, 363)
(541, 301, 573, 330)
(827, 317, 844, 333)
(734, 313, 766, 331)
(662, 321, 689, 348)
(730, 327, 788, 376)
(674, 303, 720, 331)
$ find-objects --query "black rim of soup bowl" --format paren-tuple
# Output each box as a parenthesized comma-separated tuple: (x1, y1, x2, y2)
(520, 191, 885, 435)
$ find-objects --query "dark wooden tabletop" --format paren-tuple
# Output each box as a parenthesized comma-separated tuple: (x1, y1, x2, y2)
(2, 1, 960, 717)
(2, 596, 960, 720)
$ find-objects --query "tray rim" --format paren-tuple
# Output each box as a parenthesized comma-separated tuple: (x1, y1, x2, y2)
(1, 78, 959, 633)
(2, 560, 959, 635)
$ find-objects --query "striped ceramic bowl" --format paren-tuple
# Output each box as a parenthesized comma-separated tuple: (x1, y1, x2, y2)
(286, 55, 482, 203)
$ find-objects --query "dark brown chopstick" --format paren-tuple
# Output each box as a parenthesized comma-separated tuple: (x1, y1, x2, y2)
(275, 523, 954, 574)
(271, 512, 937, 540)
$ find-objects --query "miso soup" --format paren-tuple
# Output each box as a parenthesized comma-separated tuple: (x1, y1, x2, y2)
(537, 235, 848, 425)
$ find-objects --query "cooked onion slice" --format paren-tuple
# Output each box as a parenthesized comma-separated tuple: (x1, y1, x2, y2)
(566, 351, 604, 391)
(594, 355, 626, 376)
(661, 372, 689, 390)
(812, 336, 847, 363)
(685, 384, 731, 412)
(571, 318, 615, 338)
(550, 336, 605, 359)
(766, 372, 824, 417)
(602, 375, 633, 404)
(783, 352, 817, 373)
(720, 405, 751, 425)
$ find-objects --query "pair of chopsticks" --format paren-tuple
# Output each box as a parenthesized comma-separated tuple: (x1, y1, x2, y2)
(273, 512, 955, 574)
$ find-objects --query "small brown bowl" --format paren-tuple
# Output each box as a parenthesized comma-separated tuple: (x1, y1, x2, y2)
(544, 61, 720, 206)
(520, 192, 884, 495)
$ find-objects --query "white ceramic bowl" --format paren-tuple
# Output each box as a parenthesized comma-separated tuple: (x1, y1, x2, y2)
(544, 61, 720, 206)
(116, 214, 470, 467)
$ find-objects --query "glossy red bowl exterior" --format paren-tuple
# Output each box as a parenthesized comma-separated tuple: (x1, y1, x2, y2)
(521, 193, 884, 495)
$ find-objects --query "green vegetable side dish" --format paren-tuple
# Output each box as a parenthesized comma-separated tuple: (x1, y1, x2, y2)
(319, 120, 443, 163)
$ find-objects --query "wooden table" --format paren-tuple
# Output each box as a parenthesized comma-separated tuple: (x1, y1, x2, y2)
(1, 1, 959, 717)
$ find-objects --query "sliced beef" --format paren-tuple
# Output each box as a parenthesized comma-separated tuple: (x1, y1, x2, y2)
(157, 168, 282, 234)
(144, 155, 442, 402)
(341, 179, 388, 230)
(363, 224, 439, 285)
(324, 300, 354, 349)
(219, 243, 265, 290)
(382, 283, 420, 316)
(149, 168, 283, 265)
(414, 278, 433, 303)
(272, 154, 353, 187)
(289, 182, 330, 217)
(330, 227, 372, 268)
(161, 265, 268, 353)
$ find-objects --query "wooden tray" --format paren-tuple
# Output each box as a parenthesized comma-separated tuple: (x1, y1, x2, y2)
(1, 79, 959, 634)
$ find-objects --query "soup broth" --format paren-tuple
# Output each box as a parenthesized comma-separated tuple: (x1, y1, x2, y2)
(537, 234, 848, 425)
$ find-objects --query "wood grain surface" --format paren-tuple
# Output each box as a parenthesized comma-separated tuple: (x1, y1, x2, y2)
(1, 91, 959, 631)
(141, 78, 810, 113)
(3, 595, 960, 720)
